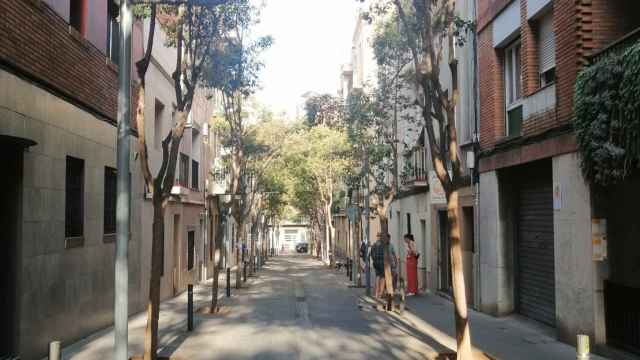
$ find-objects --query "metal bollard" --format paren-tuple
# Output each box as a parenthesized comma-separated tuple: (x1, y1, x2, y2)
(187, 284, 193, 331)
(577, 334, 590, 359)
(399, 278, 406, 314)
(49, 340, 61, 360)
(243, 262, 247, 282)
(226, 267, 231, 297)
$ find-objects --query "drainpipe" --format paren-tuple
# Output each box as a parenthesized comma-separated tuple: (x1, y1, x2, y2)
(471, 0, 481, 309)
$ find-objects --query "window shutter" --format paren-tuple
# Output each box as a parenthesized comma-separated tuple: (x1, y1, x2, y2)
(538, 13, 555, 73)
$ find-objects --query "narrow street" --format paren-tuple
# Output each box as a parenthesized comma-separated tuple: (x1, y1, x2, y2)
(63, 256, 607, 360)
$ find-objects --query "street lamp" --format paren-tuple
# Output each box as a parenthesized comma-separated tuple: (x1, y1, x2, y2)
(114, 1, 230, 359)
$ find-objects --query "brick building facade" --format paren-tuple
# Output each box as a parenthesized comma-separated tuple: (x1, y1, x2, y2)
(476, 0, 640, 356)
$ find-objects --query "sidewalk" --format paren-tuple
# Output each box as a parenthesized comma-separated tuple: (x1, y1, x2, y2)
(61, 271, 237, 359)
(365, 292, 608, 360)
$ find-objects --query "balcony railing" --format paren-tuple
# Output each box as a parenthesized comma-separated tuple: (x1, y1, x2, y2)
(403, 167, 427, 187)
(590, 27, 640, 64)
(402, 146, 428, 187)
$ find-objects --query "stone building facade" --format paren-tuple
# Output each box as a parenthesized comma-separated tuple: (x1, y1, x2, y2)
(0, 1, 144, 358)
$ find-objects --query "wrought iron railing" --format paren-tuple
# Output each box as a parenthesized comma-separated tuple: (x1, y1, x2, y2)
(604, 280, 640, 354)
(590, 27, 640, 64)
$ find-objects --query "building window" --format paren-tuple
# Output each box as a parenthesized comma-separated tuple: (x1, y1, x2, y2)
(505, 40, 523, 137)
(104, 167, 117, 234)
(154, 100, 165, 150)
(178, 153, 189, 187)
(191, 160, 199, 190)
(69, 0, 87, 35)
(107, 0, 119, 63)
(537, 12, 556, 87)
(187, 230, 195, 270)
(406, 213, 412, 235)
(66, 156, 84, 238)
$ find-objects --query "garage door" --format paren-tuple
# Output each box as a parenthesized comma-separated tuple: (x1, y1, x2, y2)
(517, 173, 555, 326)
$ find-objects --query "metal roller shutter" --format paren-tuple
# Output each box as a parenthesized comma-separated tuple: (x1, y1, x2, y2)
(538, 12, 555, 73)
(517, 173, 556, 326)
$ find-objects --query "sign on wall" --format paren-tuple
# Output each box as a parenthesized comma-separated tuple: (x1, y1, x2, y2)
(210, 167, 229, 195)
(429, 171, 447, 205)
(592, 218, 607, 261)
(553, 182, 562, 210)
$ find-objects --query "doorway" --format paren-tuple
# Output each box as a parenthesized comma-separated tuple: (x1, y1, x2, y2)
(438, 210, 452, 294)
(420, 219, 428, 290)
(0, 143, 23, 357)
(173, 214, 181, 295)
(462, 206, 475, 307)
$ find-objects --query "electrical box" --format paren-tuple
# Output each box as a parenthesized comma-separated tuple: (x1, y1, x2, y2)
(592, 218, 607, 261)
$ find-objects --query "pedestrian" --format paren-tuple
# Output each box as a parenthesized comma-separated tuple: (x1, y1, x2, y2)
(370, 233, 397, 299)
(404, 233, 419, 294)
(404, 233, 417, 257)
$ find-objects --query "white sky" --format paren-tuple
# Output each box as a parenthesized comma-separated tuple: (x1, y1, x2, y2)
(251, 0, 361, 119)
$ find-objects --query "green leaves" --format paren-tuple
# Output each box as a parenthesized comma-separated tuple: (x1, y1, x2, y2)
(304, 94, 345, 127)
(575, 42, 640, 185)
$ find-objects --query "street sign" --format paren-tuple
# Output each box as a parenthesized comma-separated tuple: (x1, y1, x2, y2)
(429, 171, 446, 205)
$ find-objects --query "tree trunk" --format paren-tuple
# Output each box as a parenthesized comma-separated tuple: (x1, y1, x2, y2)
(325, 203, 334, 267)
(446, 189, 472, 359)
(354, 209, 362, 286)
(379, 215, 394, 302)
(249, 221, 256, 275)
(210, 207, 223, 313)
(235, 218, 243, 289)
(143, 196, 164, 360)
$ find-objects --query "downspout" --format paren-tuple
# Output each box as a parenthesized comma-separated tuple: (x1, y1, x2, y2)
(471, 0, 481, 310)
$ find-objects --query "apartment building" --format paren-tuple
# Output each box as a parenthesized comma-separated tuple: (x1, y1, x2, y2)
(0, 1, 145, 358)
(140, 18, 216, 301)
(476, 0, 640, 354)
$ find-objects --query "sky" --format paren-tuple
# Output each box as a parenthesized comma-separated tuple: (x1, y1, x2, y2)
(251, 0, 361, 119)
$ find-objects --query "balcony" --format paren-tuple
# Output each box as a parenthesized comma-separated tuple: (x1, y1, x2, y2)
(523, 83, 556, 120)
(403, 168, 428, 187)
(171, 179, 190, 196)
(402, 146, 428, 188)
(590, 27, 640, 64)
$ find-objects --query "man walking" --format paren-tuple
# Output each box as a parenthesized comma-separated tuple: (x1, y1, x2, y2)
(370, 233, 397, 300)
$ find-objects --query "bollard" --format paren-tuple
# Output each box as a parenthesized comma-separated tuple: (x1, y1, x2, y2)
(187, 284, 193, 331)
(226, 267, 231, 297)
(243, 262, 247, 282)
(576, 334, 590, 359)
(349, 259, 353, 281)
(399, 278, 406, 314)
(49, 340, 61, 360)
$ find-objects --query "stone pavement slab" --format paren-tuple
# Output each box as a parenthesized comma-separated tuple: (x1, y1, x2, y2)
(60, 272, 235, 360)
(393, 293, 609, 360)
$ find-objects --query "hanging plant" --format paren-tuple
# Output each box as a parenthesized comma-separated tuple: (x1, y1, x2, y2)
(574, 42, 640, 186)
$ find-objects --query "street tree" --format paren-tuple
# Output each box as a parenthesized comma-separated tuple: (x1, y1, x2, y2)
(131, 2, 233, 358)
(304, 93, 345, 127)
(342, 10, 415, 304)
(361, 0, 476, 357)
(203, 2, 273, 285)
(244, 116, 290, 272)
(285, 125, 353, 265)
